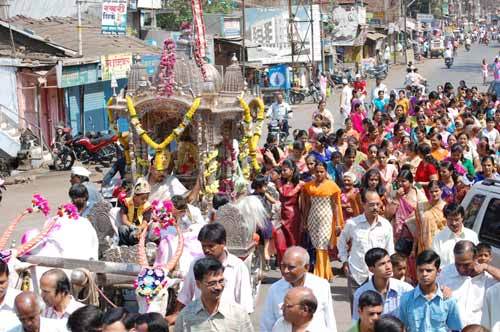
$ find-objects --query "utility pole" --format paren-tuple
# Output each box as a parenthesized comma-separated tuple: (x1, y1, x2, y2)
(77, 0, 83, 57)
(404, 0, 408, 64)
(242, 0, 246, 78)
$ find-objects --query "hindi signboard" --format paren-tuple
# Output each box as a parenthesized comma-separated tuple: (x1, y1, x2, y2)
(416, 13, 434, 23)
(101, 53, 132, 81)
(102, 0, 128, 35)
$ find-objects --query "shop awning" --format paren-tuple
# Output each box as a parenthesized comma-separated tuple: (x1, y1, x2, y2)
(366, 32, 386, 41)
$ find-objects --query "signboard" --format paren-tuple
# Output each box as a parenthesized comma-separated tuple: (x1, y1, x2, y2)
(223, 17, 241, 38)
(141, 54, 161, 76)
(267, 64, 290, 90)
(328, 7, 366, 46)
(137, 0, 161, 9)
(102, 0, 128, 35)
(60, 64, 99, 88)
(416, 13, 434, 23)
(101, 53, 133, 80)
(246, 5, 321, 64)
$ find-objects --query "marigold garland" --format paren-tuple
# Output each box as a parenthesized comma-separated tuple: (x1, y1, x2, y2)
(238, 97, 265, 174)
(202, 150, 219, 196)
(126, 96, 201, 170)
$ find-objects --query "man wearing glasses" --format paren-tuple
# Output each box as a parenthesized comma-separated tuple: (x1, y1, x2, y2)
(260, 246, 337, 332)
(338, 190, 395, 310)
(167, 223, 253, 325)
(174, 257, 254, 332)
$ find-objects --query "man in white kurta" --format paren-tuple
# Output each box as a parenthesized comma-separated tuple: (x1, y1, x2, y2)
(481, 282, 500, 331)
(260, 246, 336, 332)
(437, 240, 499, 327)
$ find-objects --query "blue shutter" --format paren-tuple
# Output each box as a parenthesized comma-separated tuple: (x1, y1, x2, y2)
(65, 86, 81, 135)
(83, 82, 106, 133)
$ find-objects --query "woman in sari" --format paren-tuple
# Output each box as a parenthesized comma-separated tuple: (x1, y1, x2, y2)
(389, 169, 426, 242)
(413, 180, 446, 254)
(302, 161, 344, 281)
(274, 159, 304, 263)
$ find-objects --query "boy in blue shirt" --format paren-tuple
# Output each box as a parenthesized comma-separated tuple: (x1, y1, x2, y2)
(398, 250, 463, 332)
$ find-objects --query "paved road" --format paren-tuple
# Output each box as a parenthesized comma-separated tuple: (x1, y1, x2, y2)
(0, 42, 498, 331)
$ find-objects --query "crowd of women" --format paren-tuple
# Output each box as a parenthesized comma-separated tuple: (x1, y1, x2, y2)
(255, 76, 500, 283)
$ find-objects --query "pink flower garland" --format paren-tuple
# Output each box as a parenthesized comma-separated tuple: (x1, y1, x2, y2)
(57, 203, 79, 220)
(26, 194, 50, 216)
(151, 199, 176, 237)
(159, 38, 176, 97)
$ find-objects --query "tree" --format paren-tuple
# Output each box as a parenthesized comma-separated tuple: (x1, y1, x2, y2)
(156, 0, 235, 31)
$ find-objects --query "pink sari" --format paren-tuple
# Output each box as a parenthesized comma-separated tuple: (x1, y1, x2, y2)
(393, 196, 415, 242)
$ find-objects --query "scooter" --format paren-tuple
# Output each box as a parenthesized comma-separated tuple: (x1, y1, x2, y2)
(365, 64, 388, 79)
(445, 57, 454, 69)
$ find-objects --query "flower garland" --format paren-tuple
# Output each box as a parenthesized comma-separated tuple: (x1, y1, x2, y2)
(56, 203, 79, 220)
(202, 150, 219, 196)
(238, 97, 265, 173)
(191, 0, 207, 81)
(150, 199, 176, 238)
(26, 194, 50, 216)
(158, 38, 176, 97)
(238, 97, 253, 180)
(126, 96, 201, 170)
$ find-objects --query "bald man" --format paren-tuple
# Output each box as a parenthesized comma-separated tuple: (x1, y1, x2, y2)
(10, 292, 67, 332)
(437, 240, 500, 327)
(260, 246, 337, 332)
(272, 287, 326, 331)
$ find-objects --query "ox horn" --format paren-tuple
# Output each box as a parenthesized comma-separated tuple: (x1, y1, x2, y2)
(165, 223, 184, 272)
(16, 217, 58, 257)
(137, 227, 149, 267)
(0, 211, 29, 250)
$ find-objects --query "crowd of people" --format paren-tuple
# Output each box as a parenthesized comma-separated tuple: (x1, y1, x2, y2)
(1, 49, 500, 332)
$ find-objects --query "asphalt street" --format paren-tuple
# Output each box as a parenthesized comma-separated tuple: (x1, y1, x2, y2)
(0, 42, 498, 331)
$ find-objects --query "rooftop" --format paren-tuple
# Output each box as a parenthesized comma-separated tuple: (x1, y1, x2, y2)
(4, 16, 159, 62)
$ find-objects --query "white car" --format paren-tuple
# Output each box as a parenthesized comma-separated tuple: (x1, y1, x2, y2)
(461, 179, 500, 267)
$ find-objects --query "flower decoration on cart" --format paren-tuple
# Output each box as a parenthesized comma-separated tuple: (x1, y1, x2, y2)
(238, 97, 265, 175)
(56, 203, 80, 220)
(25, 194, 51, 216)
(126, 95, 201, 171)
(150, 199, 176, 238)
(135, 219, 184, 313)
(158, 38, 176, 97)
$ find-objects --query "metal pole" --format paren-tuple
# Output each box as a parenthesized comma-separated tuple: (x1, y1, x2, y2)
(77, 0, 83, 57)
(242, 0, 246, 78)
(34, 84, 43, 152)
(404, 0, 408, 64)
(310, 0, 315, 72)
(288, 0, 295, 83)
(320, 4, 325, 71)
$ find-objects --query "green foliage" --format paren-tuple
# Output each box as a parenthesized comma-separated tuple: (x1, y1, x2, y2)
(156, 0, 235, 31)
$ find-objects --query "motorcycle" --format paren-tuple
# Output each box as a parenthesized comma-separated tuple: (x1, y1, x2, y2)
(267, 119, 289, 148)
(445, 57, 454, 69)
(289, 81, 320, 104)
(72, 132, 118, 167)
(51, 126, 75, 171)
(365, 64, 388, 80)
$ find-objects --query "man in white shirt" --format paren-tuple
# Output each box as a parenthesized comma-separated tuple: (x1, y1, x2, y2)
(340, 79, 353, 121)
(272, 287, 326, 332)
(39, 269, 84, 322)
(432, 203, 478, 266)
(481, 281, 500, 331)
(9, 292, 67, 332)
(166, 223, 253, 324)
(0, 261, 21, 312)
(260, 246, 337, 332)
(266, 92, 292, 136)
(339, 190, 395, 309)
(352, 248, 413, 321)
(437, 241, 500, 327)
(371, 77, 387, 101)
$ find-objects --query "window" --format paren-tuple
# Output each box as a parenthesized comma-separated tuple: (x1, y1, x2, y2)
(463, 194, 486, 230)
(479, 198, 500, 248)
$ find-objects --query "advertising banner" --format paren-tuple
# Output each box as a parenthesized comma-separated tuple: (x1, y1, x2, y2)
(245, 5, 321, 64)
(328, 6, 366, 46)
(101, 53, 133, 80)
(102, 0, 128, 35)
(267, 64, 290, 89)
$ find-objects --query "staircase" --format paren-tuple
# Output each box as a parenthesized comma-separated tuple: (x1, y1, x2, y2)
(0, 104, 21, 159)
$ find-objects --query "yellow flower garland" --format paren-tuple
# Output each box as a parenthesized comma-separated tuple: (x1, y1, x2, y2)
(238, 97, 265, 174)
(202, 150, 219, 195)
(126, 96, 201, 151)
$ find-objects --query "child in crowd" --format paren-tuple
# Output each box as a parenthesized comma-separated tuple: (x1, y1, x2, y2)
(391, 253, 414, 286)
(476, 242, 493, 265)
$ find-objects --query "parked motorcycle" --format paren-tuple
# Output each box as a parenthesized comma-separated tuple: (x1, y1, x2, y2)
(289, 81, 320, 104)
(365, 64, 388, 79)
(72, 132, 118, 167)
(445, 57, 454, 69)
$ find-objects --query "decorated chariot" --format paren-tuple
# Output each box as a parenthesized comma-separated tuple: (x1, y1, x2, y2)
(2, 23, 268, 314)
